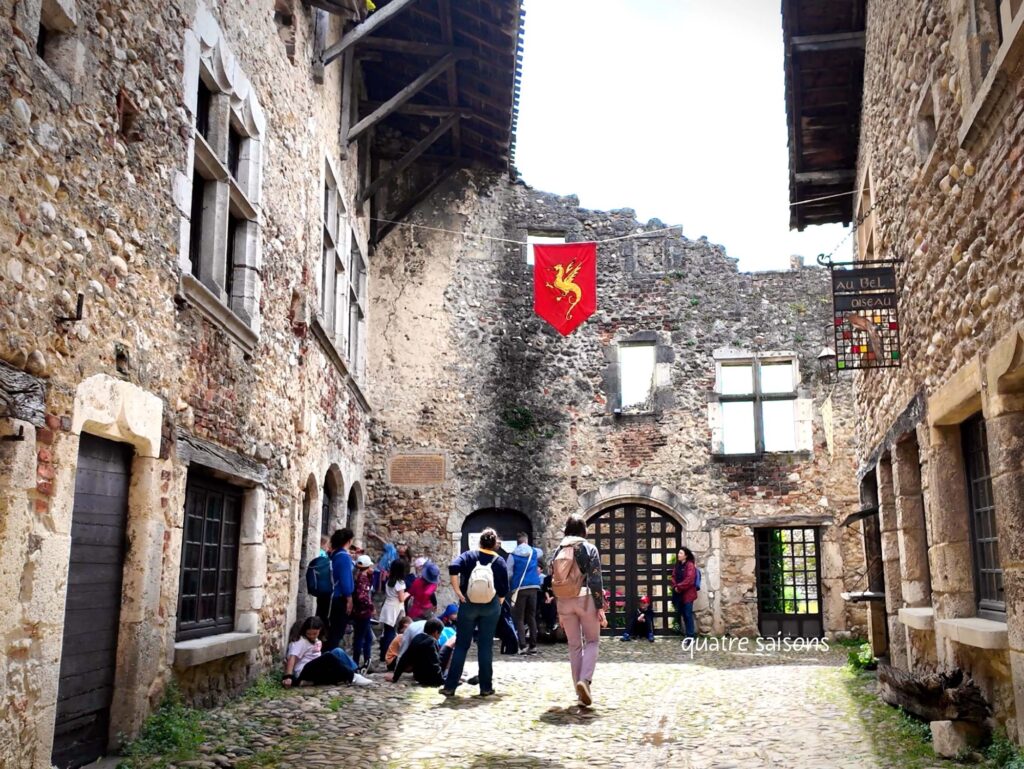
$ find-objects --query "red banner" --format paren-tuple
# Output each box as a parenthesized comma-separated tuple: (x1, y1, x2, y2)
(533, 242, 597, 336)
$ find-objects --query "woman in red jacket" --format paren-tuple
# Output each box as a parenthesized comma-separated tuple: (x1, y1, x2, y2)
(672, 547, 698, 641)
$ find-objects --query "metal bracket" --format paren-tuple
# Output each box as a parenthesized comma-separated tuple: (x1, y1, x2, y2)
(57, 293, 85, 323)
(1, 425, 25, 442)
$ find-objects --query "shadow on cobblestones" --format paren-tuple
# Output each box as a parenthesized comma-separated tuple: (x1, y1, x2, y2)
(465, 755, 566, 769)
(538, 705, 604, 726)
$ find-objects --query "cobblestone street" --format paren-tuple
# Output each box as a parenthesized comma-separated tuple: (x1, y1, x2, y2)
(175, 640, 945, 769)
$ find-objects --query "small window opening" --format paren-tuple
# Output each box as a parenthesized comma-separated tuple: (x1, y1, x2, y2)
(36, 22, 51, 59)
(228, 126, 242, 180)
(526, 232, 565, 266)
(189, 173, 206, 277)
(117, 90, 141, 142)
(913, 87, 937, 163)
(618, 344, 656, 412)
(226, 214, 241, 301)
(196, 79, 212, 140)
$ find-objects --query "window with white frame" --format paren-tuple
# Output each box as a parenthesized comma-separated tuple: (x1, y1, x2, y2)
(178, 6, 265, 352)
(317, 160, 365, 378)
(715, 356, 799, 455)
(526, 232, 565, 266)
(619, 343, 656, 412)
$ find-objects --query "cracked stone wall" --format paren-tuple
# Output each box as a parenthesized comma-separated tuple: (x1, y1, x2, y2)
(367, 170, 867, 639)
(0, 0, 374, 764)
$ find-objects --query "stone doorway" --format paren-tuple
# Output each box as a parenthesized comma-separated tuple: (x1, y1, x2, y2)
(755, 526, 824, 638)
(587, 503, 682, 635)
(460, 508, 533, 555)
(52, 434, 133, 769)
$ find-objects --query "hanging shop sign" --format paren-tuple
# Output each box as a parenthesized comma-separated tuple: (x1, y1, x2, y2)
(830, 262, 902, 370)
(533, 242, 597, 336)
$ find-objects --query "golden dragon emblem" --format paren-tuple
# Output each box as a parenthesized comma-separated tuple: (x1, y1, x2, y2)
(545, 261, 584, 320)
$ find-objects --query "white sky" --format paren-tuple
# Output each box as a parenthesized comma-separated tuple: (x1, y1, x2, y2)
(514, 0, 852, 273)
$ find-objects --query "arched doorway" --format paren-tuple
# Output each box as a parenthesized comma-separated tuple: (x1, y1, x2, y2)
(587, 503, 683, 635)
(347, 484, 363, 539)
(461, 508, 533, 555)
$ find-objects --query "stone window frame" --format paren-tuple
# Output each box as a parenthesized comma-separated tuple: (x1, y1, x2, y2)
(311, 155, 368, 383)
(16, 0, 84, 101)
(176, 2, 266, 356)
(524, 230, 567, 266)
(708, 348, 813, 458)
(955, 0, 1024, 148)
(603, 331, 675, 417)
(960, 412, 1006, 621)
(172, 431, 266, 668)
(854, 165, 878, 262)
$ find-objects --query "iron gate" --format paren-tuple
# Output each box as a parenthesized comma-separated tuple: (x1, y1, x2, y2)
(588, 504, 682, 635)
(755, 527, 824, 638)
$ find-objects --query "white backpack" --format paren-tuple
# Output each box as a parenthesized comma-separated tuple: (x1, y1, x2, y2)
(466, 553, 497, 603)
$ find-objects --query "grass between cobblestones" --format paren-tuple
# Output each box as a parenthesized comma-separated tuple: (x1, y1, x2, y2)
(821, 666, 939, 768)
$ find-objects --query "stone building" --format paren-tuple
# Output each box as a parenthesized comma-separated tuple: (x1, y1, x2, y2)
(0, 0, 521, 766)
(365, 175, 868, 641)
(783, 0, 1024, 744)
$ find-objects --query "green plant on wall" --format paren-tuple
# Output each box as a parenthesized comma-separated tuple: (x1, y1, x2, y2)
(502, 405, 536, 431)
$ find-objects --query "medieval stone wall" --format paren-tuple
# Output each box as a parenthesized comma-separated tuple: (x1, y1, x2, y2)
(851, 0, 1024, 742)
(0, 0, 374, 764)
(367, 171, 867, 638)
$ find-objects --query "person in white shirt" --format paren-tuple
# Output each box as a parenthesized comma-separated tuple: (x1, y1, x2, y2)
(282, 616, 373, 686)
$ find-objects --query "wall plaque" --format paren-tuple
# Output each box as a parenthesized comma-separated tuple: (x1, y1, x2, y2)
(830, 262, 902, 370)
(389, 454, 446, 486)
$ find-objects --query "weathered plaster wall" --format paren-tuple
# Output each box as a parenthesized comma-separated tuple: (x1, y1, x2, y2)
(367, 171, 867, 638)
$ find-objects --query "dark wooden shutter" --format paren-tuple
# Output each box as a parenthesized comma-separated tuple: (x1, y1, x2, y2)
(52, 434, 132, 769)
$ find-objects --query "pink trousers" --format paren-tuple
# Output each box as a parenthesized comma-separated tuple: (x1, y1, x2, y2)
(557, 595, 601, 684)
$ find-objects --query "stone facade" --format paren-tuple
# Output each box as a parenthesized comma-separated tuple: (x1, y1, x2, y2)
(0, 0, 374, 765)
(836, 0, 1024, 745)
(366, 172, 867, 639)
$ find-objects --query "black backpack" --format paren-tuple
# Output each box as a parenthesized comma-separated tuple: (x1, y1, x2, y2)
(306, 555, 333, 598)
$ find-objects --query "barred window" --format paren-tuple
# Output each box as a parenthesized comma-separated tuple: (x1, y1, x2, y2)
(962, 413, 1005, 620)
(177, 474, 243, 640)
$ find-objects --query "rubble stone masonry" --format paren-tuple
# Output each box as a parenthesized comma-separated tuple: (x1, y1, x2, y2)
(366, 171, 867, 640)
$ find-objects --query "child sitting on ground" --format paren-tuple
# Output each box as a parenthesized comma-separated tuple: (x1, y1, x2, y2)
(283, 617, 367, 687)
(620, 596, 655, 642)
(390, 618, 445, 686)
(385, 616, 412, 671)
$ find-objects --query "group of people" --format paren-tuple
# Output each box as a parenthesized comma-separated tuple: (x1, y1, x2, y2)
(283, 516, 701, 708)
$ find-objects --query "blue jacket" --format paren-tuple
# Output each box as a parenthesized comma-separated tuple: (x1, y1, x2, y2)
(449, 550, 510, 599)
(510, 544, 543, 590)
(331, 548, 354, 598)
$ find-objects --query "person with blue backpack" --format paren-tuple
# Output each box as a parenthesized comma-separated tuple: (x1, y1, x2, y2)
(672, 547, 700, 642)
(305, 536, 334, 625)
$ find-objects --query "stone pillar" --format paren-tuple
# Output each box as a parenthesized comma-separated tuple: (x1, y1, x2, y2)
(927, 424, 976, 676)
(893, 437, 932, 608)
(878, 457, 908, 669)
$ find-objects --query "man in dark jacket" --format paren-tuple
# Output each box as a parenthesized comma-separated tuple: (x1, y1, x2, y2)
(392, 619, 445, 686)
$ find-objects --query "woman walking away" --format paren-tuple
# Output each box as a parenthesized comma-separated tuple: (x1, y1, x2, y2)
(672, 547, 698, 642)
(440, 527, 510, 697)
(378, 559, 409, 662)
(551, 515, 606, 708)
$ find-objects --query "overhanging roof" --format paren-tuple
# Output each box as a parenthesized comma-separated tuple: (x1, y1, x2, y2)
(315, 0, 524, 241)
(782, 0, 866, 231)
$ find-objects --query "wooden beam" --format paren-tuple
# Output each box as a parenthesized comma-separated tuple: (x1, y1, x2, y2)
(341, 48, 354, 146)
(322, 0, 419, 66)
(437, 0, 461, 159)
(312, 9, 327, 84)
(794, 170, 856, 185)
(358, 113, 459, 204)
(362, 101, 464, 117)
(358, 37, 463, 56)
(791, 31, 865, 52)
(348, 52, 461, 142)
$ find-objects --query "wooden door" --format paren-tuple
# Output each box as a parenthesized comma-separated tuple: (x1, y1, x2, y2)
(51, 434, 132, 769)
(589, 504, 682, 635)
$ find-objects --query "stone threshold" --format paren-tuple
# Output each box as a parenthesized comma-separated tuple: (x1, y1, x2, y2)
(935, 617, 1008, 650)
(898, 607, 935, 631)
(174, 631, 259, 668)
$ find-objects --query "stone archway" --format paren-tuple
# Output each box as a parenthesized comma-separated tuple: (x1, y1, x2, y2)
(322, 465, 343, 537)
(347, 482, 364, 540)
(460, 508, 533, 555)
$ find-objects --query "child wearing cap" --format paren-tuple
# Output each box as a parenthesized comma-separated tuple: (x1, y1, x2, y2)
(351, 554, 377, 670)
(620, 596, 655, 642)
